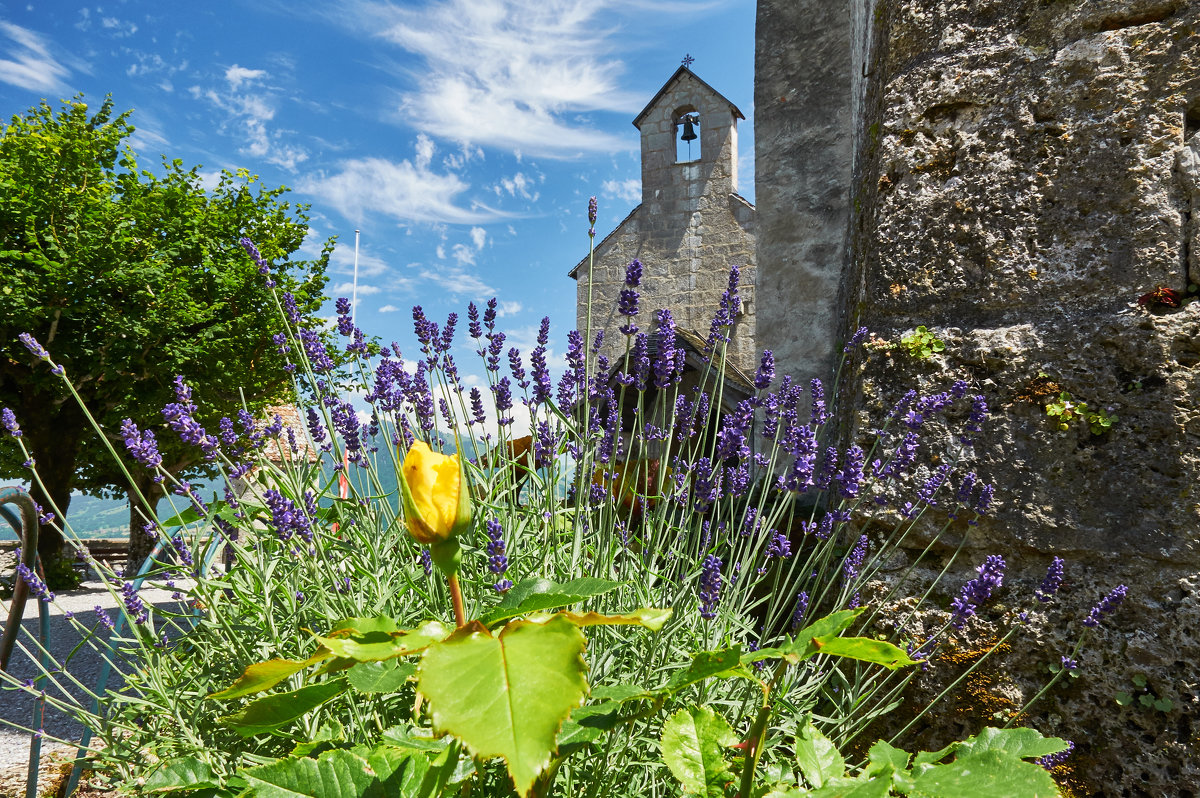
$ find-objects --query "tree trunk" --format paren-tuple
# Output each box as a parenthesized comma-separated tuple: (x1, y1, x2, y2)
(20, 400, 85, 565)
(126, 472, 164, 575)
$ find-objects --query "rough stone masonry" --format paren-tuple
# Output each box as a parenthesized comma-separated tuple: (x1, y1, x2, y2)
(757, 0, 1200, 794)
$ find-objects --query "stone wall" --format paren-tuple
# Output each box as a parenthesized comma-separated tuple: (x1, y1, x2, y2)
(576, 69, 757, 373)
(757, 0, 1200, 793)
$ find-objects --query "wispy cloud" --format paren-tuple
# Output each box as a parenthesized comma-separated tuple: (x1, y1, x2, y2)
(493, 171, 540, 201)
(331, 282, 382, 297)
(602, 177, 640, 203)
(188, 64, 308, 171)
(301, 156, 498, 226)
(497, 300, 522, 317)
(0, 22, 71, 92)
(378, 304, 400, 313)
(344, 0, 642, 157)
(419, 266, 495, 298)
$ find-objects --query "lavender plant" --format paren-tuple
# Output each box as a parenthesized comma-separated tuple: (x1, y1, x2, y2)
(0, 202, 1121, 797)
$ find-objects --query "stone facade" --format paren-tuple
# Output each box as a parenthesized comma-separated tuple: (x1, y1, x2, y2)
(572, 67, 757, 373)
(757, 0, 1200, 794)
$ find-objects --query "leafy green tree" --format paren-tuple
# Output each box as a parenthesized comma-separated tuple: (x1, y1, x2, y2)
(0, 96, 331, 566)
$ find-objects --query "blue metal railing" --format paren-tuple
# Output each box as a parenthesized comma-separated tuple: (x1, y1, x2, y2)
(2, 486, 186, 798)
(0, 485, 51, 798)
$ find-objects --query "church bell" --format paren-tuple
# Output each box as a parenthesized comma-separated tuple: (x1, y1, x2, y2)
(679, 115, 698, 142)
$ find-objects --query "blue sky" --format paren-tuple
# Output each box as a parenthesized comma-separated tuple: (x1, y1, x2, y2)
(0, 0, 755, 401)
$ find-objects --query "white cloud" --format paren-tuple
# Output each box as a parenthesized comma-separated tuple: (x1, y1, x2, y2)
(378, 304, 400, 313)
(494, 171, 539, 201)
(602, 177, 640, 203)
(349, 0, 640, 157)
(497, 300, 522, 317)
(470, 226, 487, 250)
(225, 64, 267, 89)
(189, 66, 309, 171)
(419, 266, 494, 298)
(100, 16, 138, 37)
(450, 243, 476, 266)
(0, 22, 70, 92)
(300, 148, 502, 225)
(331, 282, 382, 297)
(330, 239, 393, 279)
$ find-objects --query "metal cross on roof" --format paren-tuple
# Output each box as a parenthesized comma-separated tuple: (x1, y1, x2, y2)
(682, 54, 695, 68)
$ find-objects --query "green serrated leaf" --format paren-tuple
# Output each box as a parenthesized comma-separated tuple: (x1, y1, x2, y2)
(806, 774, 893, 798)
(866, 739, 910, 776)
(810, 637, 917, 670)
(795, 721, 845, 789)
(1132, 674, 1147, 688)
(1138, 694, 1154, 708)
(347, 660, 416, 694)
(480, 577, 623, 626)
(663, 647, 744, 693)
(957, 727, 1070, 760)
(528, 607, 672, 631)
(660, 706, 738, 797)
(417, 616, 589, 797)
(909, 749, 1060, 797)
(240, 747, 412, 797)
(1114, 691, 1133, 706)
(220, 680, 348, 737)
(208, 653, 331, 700)
(378, 726, 448, 752)
(142, 756, 221, 792)
(316, 620, 449, 662)
(1154, 698, 1173, 712)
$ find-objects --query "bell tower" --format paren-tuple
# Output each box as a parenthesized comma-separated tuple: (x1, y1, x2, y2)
(571, 61, 756, 373)
(633, 61, 744, 208)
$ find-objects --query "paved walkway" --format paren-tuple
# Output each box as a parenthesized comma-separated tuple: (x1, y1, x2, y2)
(0, 581, 180, 770)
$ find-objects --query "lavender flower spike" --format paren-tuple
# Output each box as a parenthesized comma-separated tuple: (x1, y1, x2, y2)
(1, 408, 20, 437)
(18, 333, 49, 360)
(949, 555, 1006, 629)
(699, 555, 722, 619)
(1036, 557, 1065, 603)
(1082, 584, 1127, 628)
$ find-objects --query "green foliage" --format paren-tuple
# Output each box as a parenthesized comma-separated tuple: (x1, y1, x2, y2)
(1114, 673, 1173, 712)
(899, 326, 945, 359)
(0, 95, 331, 555)
(660, 706, 739, 797)
(728, 724, 1067, 797)
(1045, 391, 1117, 435)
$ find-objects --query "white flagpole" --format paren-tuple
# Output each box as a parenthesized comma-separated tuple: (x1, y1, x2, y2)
(352, 229, 360, 324)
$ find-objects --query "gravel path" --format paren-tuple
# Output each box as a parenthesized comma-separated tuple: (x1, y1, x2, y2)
(0, 580, 181, 773)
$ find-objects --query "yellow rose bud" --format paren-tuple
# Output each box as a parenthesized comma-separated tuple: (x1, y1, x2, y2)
(400, 440, 472, 545)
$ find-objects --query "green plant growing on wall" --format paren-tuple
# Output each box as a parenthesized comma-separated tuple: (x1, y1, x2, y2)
(900, 326, 945, 359)
(1045, 392, 1117, 435)
(1115, 674, 1173, 713)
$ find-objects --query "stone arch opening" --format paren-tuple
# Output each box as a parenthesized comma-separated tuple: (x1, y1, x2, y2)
(673, 105, 701, 163)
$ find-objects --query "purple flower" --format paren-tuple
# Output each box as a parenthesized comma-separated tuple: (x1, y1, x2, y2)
(2, 408, 21, 437)
(843, 535, 869, 582)
(1036, 557, 1065, 603)
(1037, 742, 1074, 771)
(483, 298, 498, 333)
(791, 591, 810, 631)
(491, 378, 514, 426)
(534, 420, 560, 469)
(240, 237, 270, 274)
(1082, 584, 1127, 628)
(19, 332, 50, 360)
(618, 259, 643, 334)
(485, 331, 506, 372)
(916, 464, 953, 506)
(121, 581, 149, 625)
(120, 419, 165, 477)
(973, 484, 995, 517)
(469, 388, 487, 426)
(1060, 656, 1078, 671)
(298, 328, 336, 373)
(467, 302, 483, 339)
(485, 519, 512, 592)
(837, 445, 865, 499)
(961, 395, 989, 444)
(843, 327, 869, 352)
(764, 529, 791, 561)
(950, 555, 1006, 629)
(281, 293, 302, 325)
(810, 378, 828, 425)
(588, 196, 598, 234)
(699, 555, 722, 619)
(420, 548, 433, 577)
(508, 347, 527, 387)
(263, 489, 314, 544)
(15, 559, 53, 602)
(95, 606, 115, 632)
(754, 350, 775, 390)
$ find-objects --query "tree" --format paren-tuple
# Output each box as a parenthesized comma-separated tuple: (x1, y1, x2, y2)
(0, 96, 331, 566)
